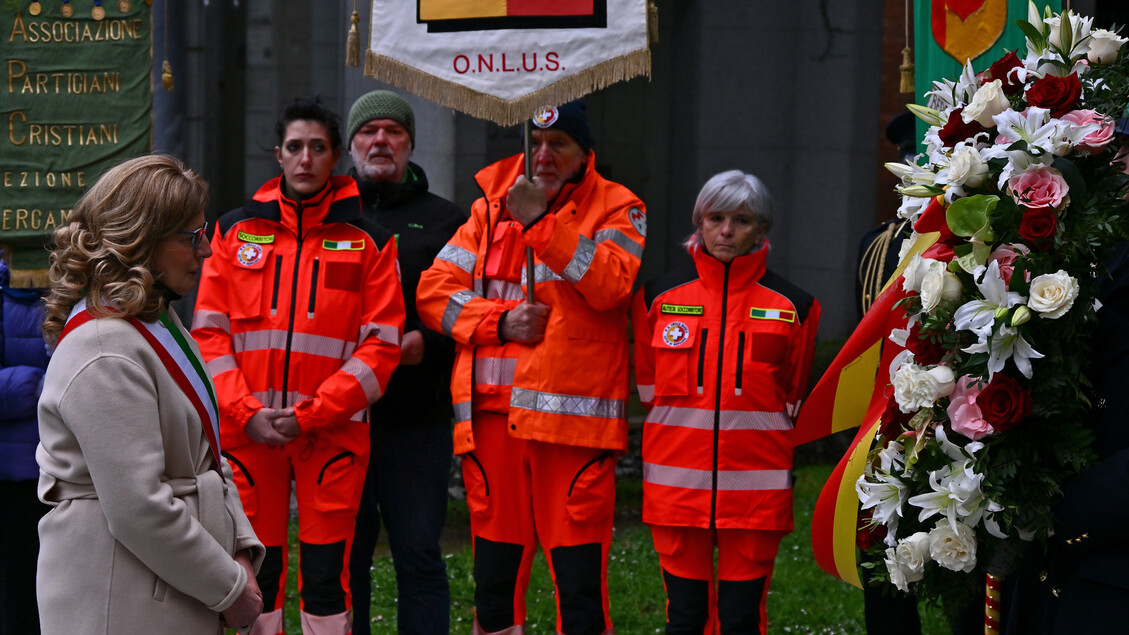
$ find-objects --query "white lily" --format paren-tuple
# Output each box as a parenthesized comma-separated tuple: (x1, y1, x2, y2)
(953, 262, 1026, 338)
(963, 323, 1044, 379)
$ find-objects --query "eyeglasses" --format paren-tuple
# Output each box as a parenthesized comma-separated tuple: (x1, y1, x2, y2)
(178, 221, 208, 251)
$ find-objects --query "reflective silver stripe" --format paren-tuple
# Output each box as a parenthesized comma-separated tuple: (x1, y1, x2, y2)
(359, 322, 401, 346)
(453, 401, 472, 425)
(522, 263, 564, 284)
(475, 356, 517, 386)
(562, 234, 597, 283)
(473, 278, 484, 295)
(192, 309, 230, 333)
(643, 463, 791, 491)
(595, 229, 644, 259)
(289, 331, 351, 359)
(485, 279, 525, 301)
(340, 357, 383, 402)
(233, 329, 289, 354)
(510, 387, 625, 419)
(646, 405, 792, 431)
(436, 244, 477, 274)
(206, 354, 239, 377)
(253, 389, 364, 422)
(441, 290, 478, 335)
(636, 384, 654, 403)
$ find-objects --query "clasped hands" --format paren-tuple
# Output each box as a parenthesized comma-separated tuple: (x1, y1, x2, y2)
(245, 407, 300, 445)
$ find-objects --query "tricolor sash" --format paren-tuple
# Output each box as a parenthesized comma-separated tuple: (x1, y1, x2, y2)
(59, 300, 223, 468)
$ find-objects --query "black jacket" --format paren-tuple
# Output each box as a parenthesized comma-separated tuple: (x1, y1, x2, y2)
(352, 163, 466, 427)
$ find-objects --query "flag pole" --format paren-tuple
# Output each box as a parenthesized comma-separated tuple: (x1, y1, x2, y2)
(523, 119, 536, 303)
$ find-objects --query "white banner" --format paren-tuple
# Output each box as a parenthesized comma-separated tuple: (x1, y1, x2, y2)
(364, 0, 650, 125)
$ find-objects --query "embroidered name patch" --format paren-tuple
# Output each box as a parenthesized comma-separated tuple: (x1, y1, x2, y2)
(323, 239, 365, 251)
(662, 321, 690, 346)
(236, 243, 263, 266)
(660, 303, 704, 316)
(750, 307, 796, 322)
(236, 231, 274, 244)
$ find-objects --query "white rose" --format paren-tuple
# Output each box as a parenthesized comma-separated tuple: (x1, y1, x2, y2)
(942, 146, 989, 188)
(928, 521, 977, 573)
(1028, 270, 1079, 319)
(1089, 29, 1128, 64)
(962, 80, 1010, 127)
(920, 261, 963, 313)
(883, 547, 912, 593)
(894, 532, 931, 582)
(892, 362, 956, 413)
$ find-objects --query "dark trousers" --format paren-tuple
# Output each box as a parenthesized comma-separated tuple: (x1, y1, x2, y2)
(349, 421, 452, 635)
(0, 480, 47, 635)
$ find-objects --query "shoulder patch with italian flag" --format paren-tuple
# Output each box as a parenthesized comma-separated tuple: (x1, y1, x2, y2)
(660, 303, 704, 316)
(237, 231, 274, 244)
(750, 307, 796, 322)
(323, 239, 365, 251)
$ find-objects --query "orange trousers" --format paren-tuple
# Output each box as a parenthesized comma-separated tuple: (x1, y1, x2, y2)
(224, 432, 369, 634)
(650, 525, 786, 635)
(463, 411, 616, 635)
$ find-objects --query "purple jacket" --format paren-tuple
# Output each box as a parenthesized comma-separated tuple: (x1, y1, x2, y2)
(0, 261, 49, 481)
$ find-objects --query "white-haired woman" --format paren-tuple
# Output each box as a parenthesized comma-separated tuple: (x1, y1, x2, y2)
(36, 154, 264, 634)
(631, 170, 821, 634)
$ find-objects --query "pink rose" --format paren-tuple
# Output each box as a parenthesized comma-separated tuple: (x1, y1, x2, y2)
(987, 244, 1030, 286)
(946, 377, 996, 440)
(1061, 109, 1115, 153)
(1007, 166, 1070, 210)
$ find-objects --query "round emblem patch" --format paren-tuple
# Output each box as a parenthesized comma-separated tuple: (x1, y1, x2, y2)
(662, 321, 690, 347)
(532, 106, 559, 128)
(236, 243, 263, 267)
(628, 206, 647, 237)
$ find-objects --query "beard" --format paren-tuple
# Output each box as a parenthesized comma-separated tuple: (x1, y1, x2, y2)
(352, 147, 401, 182)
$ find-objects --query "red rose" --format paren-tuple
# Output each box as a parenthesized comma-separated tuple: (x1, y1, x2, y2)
(857, 512, 888, 551)
(878, 396, 914, 439)
(976, 375, 1032, 432)
(1018, 207, 1058, 247)
(989, 51, 1025, 95)
(938, 108, 987, 147)
(1026, 73, 1082, 117)
(905, 322, 947, 366)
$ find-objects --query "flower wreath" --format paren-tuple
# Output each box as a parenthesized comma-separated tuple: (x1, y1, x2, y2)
(856, 2, 1129, 620)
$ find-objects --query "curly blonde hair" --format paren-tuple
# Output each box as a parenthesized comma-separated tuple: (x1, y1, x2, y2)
(43, 154, 208, 344)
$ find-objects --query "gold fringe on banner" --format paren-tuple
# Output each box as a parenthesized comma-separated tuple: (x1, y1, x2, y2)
(364, 49, 651, 126)
(10, 269, 50, 289)
(345, 1, 361, 67)
(899, 46, 914, 93)
(647, 1, 659, 45)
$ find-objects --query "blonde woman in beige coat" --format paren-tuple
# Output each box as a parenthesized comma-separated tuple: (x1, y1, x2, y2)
(35, 155, 266, 634)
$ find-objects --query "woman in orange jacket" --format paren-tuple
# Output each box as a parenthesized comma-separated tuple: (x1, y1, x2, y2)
(192, 97, 404, 634)
(631, 170, 820, 635)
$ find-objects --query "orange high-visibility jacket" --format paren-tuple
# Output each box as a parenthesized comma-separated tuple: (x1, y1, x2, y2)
(417, 152, 646, 453)
(631, 242, 820, 531)
(192, 176, 404, 452)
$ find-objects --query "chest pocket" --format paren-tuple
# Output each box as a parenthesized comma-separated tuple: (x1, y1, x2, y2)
(314, 246, 365, 323)
(650, 316, 700, 397)
(228, 242, 273, 320)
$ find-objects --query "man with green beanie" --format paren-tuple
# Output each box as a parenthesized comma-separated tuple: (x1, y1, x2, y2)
(345, 89, 464, 635)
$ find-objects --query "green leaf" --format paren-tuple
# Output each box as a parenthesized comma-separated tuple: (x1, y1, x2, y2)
(1015, 19, 1046, 50)
(947, 194, 999, 237)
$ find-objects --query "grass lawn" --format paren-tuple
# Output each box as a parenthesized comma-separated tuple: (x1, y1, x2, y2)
(265, 464, 950, 633)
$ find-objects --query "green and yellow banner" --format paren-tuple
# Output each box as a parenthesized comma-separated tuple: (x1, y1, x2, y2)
(914, 0, 1061, 103)
(1, 0, 151, 285)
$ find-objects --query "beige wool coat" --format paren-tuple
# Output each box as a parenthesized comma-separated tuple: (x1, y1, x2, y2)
(36, 310, 265, 635)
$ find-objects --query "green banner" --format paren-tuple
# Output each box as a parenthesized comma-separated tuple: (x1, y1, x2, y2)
(1, 0, 151, 282)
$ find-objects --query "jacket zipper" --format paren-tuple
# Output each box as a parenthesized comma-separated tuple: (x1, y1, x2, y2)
(736, 331, 745, 396)
(709, 262, 731, 528)
(308, 257, 319, 318)
(270, 255, 283, 316)
(280, 200, 304, 408)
